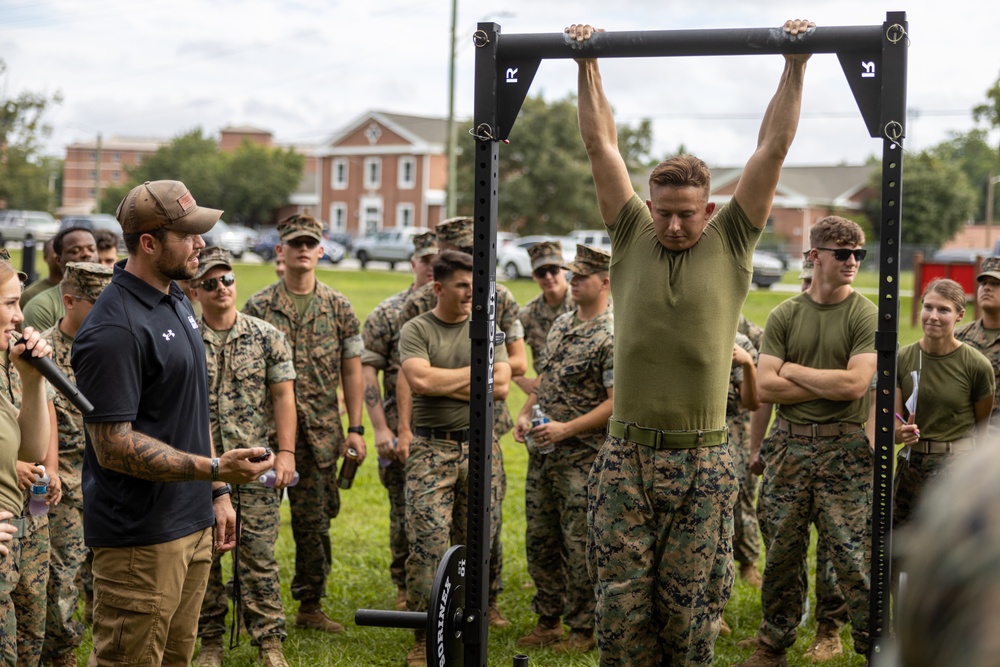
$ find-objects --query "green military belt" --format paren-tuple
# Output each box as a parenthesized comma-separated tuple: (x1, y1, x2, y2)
(910, 438, 975, 454)
(608, 419, 727, 449)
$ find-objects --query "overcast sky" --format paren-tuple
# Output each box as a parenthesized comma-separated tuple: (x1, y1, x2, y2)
(2, 0, 998, 168)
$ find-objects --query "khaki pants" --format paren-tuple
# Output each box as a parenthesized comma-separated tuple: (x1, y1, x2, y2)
(88, 527, 213, 667)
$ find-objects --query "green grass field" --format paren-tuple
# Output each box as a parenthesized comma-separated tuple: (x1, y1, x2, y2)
(11, 251, 906, 666)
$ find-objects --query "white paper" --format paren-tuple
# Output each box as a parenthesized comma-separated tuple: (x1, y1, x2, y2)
(905, 369, 920, 415)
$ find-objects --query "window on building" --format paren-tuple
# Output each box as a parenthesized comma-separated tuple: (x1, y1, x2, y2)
(398, 157, 416, 189)
(112, 171, 121, 181)
(113, 152, 121, 162)
(90, 151, 96, 161)
(89, 170, 97, 179)
(330, 203, 347, 232)
(397, 203, 415, 228)
(332, 158, 348, 189)
(88, 188, 95, 197)
(364, 157, 381, 189)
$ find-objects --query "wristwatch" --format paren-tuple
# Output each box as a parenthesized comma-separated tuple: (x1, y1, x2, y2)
(347, 425, 365, 436)
(212, 483, 233, 500)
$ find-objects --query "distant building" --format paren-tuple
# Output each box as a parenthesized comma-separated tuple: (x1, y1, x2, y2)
(61, 136, 164, 215)
(315, 111, 448, 236)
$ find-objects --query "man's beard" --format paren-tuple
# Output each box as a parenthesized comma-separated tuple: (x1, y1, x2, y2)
(157, 254, 196, 281)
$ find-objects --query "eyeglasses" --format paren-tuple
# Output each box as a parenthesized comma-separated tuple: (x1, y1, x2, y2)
(196, 273, 236, 291)
(67, 294, 95, 303)
(286, 237, 320, 249)
(815, 247, 867, 262)
(533, 265, 562, 279)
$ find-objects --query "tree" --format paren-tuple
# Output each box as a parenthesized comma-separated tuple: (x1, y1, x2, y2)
(0, 59, 62, 210)
(930, 129, 1000, 222)
(454, 94, 653, 235)
(973, 70, 1000, 129)
(863, 150, 977, 246)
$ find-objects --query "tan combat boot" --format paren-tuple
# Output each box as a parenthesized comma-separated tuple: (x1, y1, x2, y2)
(193, 636, 224, 667)
(720, 617, 732, 636)
(258, 636, 290, 667)
(803, 621, 843, 662)
(734, 643, 788, 667)
(407, 629, 427, 667)
(551, 628, 596, 653)
(487, 603, 510, 629)
(516, 616, 564, 647)
(295, 601, 345, 633)
(394, 586, 408, 612)
(740, 562, 763, 589)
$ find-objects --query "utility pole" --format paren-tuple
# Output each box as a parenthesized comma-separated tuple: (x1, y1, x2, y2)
(987, 174, 1000, 252)
(445, 0, 458, 218)
(94, 132, 103, 214)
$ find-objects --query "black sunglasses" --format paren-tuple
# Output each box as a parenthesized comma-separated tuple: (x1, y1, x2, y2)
(287, 237, 320, 249)
(815, 247, 867, 262)
(196, 273, 236, 291)
(533, 265, 562, 279)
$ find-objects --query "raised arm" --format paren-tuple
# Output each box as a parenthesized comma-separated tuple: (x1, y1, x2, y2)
(569, 24, 634, 226)
(732, 19, 813, 227)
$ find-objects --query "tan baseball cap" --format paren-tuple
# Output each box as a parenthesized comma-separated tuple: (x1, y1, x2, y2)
(115, 180, 222, 236)
(193, 246, 233, 281)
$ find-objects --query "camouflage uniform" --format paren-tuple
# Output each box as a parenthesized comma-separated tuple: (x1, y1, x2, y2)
(727, 332, 760, 568)
(39, 262, 113, 664)
(362, 285, 414, 591)
(956, 319, 1000, 431)
(527, 304, 613, 632)
(0, 355, 51, 667)
(243, 272, 362, 604)
(519, 290, 574, 374)
(196, 308, 296, 646)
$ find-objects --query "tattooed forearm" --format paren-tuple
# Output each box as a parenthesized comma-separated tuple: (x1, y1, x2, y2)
(364, 383, 383, 409)
(87, 422, 201, 482)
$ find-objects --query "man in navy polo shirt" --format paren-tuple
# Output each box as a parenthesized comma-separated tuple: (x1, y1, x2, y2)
(71, 180, 273, 667)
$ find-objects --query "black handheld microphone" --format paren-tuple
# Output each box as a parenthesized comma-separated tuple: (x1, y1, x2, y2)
(12, 335, 94, 415)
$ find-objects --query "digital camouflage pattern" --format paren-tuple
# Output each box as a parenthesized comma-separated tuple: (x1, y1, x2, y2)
(242, 280, 361, 602)
(277, 214, 323, 242)
(893, 450, 968, 530)
(518, 289, 574, 374)
(196, 311, 295, 641)
(404, 435, 503, 612)
(525, 308, 613, 631)
(40, 327, 89, 662)
(362, 285, 415, 590)
(562, 244, 610, 276)
(737, 313, 764, 352)
(955, 319, 1000, 430)
(587, 437, 737, 666)
(727, 332, 760, 567)
(756, 429, 871, 655)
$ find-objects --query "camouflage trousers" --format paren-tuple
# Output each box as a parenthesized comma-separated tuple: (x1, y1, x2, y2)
(198, 486, 286, 645)
(727, 418, 761, 566)
(757, 429, 872, 654)
(490, 444, 506, 607)
(41, 499, 86, 662)
(404, 434, 504, 612)
(379, 460, 409, 589)
(288, 442, 340, 602)
(893, 450, 962, 530)
(525, 442, 598, 630)
(0, 513, 50, 667)
(811, 513, 849, 627)
(587, 436, 737, 667)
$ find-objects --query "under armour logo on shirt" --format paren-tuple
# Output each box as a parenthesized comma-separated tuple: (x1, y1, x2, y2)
(162, 330, 176, 341)
(188, 315, 198, 329)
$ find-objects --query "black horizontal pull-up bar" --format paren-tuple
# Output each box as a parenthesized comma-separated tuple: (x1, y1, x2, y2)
(496, 24, 885, 60)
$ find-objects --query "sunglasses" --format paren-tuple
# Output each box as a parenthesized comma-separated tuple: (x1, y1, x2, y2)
(533, 265, 562, 279)
(196, 273, 236, 291)
(815, 247, 867, 262)
(286, 237, 320, 249)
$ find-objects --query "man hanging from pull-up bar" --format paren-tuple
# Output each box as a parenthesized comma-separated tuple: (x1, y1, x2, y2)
(568, 18, 813, 667)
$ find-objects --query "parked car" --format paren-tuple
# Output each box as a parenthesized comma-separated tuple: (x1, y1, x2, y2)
(252, 229, 281, 260)
(563, 229, 612, 254)
(497, 235, 570, 280)
(751, 250, 784, 289)
(59, 213, 122, 234)
(202, 221, 257, 258)
(326, 232, 354, 256)
(319, 238, 346, 264)
(353, 227, 429, 269)
(0, 210, 60, 244)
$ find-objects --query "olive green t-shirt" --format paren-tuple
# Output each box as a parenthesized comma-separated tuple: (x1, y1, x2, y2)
(0, 392, 22, 516)
(399, 311, 508, 431)
(22, 283, 63, 333)
(897, 342, 994, 442)
(609, 193, 759, 431)
(761, 290, 878, 425)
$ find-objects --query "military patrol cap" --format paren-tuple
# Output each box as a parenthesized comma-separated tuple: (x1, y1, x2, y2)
(563, 244, 611, 276)
(977, 256, 1000, 282)
(193, 246, 233, 281)
(798, 257, 814, 281)
(412, 231, 438, 259)
(0, 248, 27, 283)
(116, 180, 222, 235)
(278, 214, 323, 242)
(435, 217, 474, 251)
(528, 241, 563, 271)
(62, 261, 113, 301)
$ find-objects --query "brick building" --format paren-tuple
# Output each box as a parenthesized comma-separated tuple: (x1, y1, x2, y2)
(61, 136, 163, 215)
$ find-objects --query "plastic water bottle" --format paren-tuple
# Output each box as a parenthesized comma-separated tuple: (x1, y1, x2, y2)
(526, 405, 553, 455)
(258, 469, 300, 487)
(29, 465, 50, 516)
(379, 438, 399, 468)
